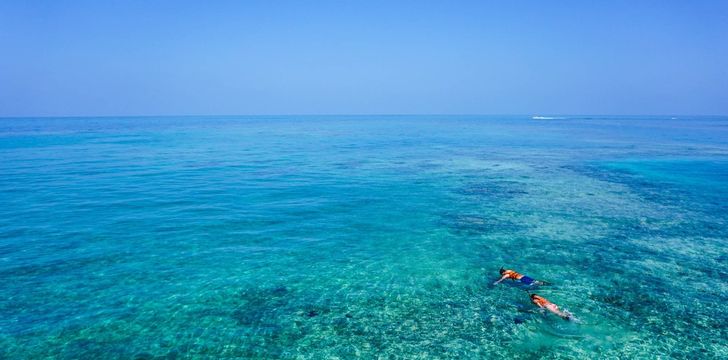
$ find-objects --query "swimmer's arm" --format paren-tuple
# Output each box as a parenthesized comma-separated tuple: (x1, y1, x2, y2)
(493, 275, 509, 285)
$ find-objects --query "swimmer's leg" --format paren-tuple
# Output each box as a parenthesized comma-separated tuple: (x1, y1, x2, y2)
(561, 311, 578, 322)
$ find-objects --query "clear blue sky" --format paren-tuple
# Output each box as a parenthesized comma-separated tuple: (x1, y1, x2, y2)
(1, 0, 727, 116)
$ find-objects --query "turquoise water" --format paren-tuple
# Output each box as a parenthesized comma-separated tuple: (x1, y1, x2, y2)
(1, 115, 726, 359)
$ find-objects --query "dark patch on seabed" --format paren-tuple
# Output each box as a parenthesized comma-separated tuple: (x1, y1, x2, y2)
(233, 286, 291, 326)
(440, 179, 529, 236)
(454, 180, 529, 200)
(438, 212, 524, 236)
(0, 253, 130, 280)
(564, 163, 727, 215)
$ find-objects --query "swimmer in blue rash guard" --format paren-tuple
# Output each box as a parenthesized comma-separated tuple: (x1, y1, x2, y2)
(493, 268, 546, 286)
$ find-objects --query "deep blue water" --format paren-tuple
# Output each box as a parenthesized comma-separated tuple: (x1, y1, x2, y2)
(1, 115, 726, 359)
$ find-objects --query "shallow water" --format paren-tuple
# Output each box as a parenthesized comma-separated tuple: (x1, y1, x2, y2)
(0, 115, 726, 359)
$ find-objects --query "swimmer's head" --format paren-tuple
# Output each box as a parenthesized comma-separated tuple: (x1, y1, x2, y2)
(499, 267, 506, 275)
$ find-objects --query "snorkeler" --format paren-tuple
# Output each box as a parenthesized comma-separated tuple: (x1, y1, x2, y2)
(530, 294, 573, 320)
(493, 267, 546, 286)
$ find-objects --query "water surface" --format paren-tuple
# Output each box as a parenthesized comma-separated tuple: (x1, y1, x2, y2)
(1, 115, 726, 359)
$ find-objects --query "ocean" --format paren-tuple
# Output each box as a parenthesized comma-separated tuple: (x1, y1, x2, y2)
(1, 115, 726, 359)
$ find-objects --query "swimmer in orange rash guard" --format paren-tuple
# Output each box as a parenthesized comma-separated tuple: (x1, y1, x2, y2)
(530, 294, 573, 320)
(493, 268, 546, 286)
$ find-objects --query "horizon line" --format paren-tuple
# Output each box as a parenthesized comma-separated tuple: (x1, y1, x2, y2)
(1, 113, 728, 119)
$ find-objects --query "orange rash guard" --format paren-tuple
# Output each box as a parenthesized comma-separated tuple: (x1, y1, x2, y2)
(502, 269, 524, 280)
(530, 295, 552, 307)
(531, 295, 561, 312)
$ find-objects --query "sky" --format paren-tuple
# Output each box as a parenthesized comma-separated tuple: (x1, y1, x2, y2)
(1, 0, 727, 116)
